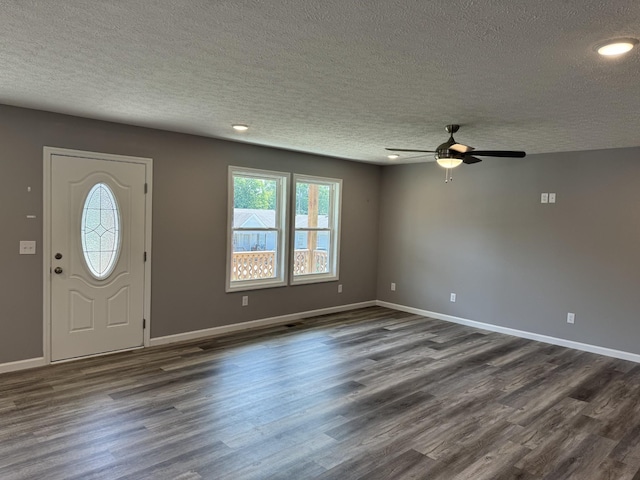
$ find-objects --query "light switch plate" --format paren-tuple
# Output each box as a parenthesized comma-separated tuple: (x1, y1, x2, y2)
(541, 193, 549, 204)
(20, 241, 36, 255)
(549, 193, 556, 203)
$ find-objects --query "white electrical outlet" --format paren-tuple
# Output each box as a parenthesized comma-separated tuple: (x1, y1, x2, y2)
(541, 193, 549, 204)
(450, 293, 456, 303)
(567, 312, 575, 324)
(19, 241, 36, 255)
(391, 282, 396, 291)
(549, 193, 556, 203)
(338, 284, 343, 293)
(242, 296, 249, 307)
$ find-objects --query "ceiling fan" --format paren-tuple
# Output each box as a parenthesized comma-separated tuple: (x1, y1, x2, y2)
(386, 124, 526, 171)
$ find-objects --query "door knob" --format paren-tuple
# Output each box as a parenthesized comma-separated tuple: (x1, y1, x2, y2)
(54, 267, 63, 274)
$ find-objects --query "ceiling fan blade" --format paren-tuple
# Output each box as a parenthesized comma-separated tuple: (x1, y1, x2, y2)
(403, 153, 434, 161)
(462, 156, 482, 165)
(468, 150, 526, 158)
(450, 143, 474, 153)
(386, 148, 436, 153)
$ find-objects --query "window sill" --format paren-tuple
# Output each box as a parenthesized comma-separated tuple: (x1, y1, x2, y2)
(226, 278, 287, 293)
(290, 273, 339, 286)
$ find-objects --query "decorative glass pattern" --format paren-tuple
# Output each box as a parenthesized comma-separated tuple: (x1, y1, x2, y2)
(81, 183, 121, 279)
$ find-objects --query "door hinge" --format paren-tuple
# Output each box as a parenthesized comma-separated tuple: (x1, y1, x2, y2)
(143, 319, 146, 329)
(144, 251, 147, 262)
(144, 183, 148, 194)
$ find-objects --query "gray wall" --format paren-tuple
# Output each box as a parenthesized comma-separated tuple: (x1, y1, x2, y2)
(3, 100, 639, 365)
(0, 105, 381, 363)
(377, 148, 640, 354)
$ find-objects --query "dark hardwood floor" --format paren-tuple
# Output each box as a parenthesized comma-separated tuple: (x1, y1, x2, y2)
(2, 306, 640, 479)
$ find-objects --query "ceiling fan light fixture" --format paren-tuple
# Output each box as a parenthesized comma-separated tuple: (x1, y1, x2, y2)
(436, 157, 463, 169)
(595, 38, 638, 56)
(435, 152, 463, 169)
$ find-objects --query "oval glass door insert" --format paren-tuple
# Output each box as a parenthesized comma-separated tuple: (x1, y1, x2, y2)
(81, 183, 121, 279)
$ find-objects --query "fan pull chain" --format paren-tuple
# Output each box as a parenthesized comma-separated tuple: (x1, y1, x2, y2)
(444, 168, 453, 183)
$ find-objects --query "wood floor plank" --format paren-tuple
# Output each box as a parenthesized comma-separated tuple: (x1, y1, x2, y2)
(2, 306, 640, 479)
(452, 440, 530, 480)
(353, 448, 435, 480)
(589, 457, 638, 480)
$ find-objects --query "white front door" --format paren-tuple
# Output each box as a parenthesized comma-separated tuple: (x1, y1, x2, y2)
(49, 153, 148, 361)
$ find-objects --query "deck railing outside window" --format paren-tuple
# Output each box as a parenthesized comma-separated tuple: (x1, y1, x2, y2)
(231, 250, 328, 281)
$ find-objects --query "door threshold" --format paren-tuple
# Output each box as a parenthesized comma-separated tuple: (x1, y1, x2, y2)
(51, 345, 144, 364)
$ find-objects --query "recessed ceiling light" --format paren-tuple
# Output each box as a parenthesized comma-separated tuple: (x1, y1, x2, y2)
(232, 124, 249, 131)
(595, 38, 638, 56)
(387, 154, 399, 160)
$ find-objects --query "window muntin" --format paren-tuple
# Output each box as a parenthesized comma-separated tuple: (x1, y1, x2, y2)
(227, 167, 288, 291)
(292, 175, 341, 284)
(81, 182, 121, 280)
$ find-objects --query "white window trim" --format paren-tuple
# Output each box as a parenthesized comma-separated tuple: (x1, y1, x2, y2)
(290, 174, 342, 285)
(226, 166, 289, 292)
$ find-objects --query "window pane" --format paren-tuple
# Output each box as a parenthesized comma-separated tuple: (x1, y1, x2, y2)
(295, 182, 330, 228)
(294, 230, 330, 275)
(234, 176, 277, 228)
(231, 232, 278, 281)
(81, 183, 121, 280)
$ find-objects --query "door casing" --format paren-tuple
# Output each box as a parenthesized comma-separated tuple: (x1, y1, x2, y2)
(43, 147, 153, 363)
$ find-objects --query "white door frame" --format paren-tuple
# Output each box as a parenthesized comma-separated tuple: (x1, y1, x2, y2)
(43, 147, 153, 363)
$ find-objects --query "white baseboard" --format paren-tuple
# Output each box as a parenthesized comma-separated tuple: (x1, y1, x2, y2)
(0, 357, 47, 374)
(149, 301, 377, 347)
(377, 301, 640, 364)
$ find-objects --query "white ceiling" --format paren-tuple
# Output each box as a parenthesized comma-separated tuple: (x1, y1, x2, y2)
(1, 1, 639, 164)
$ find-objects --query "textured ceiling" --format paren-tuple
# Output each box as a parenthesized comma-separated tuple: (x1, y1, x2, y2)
(1, 1, 639, 164)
